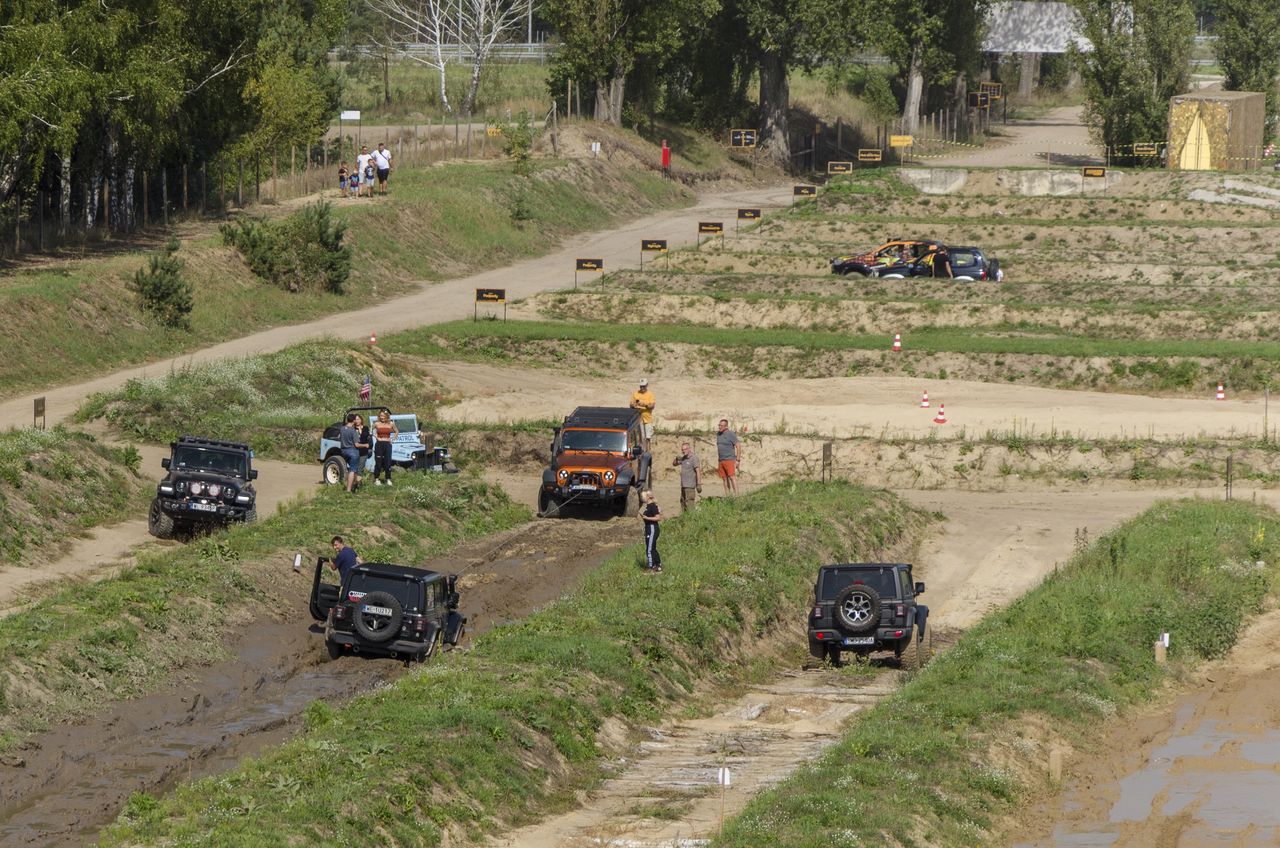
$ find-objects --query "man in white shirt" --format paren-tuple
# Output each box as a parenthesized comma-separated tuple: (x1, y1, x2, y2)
(373, 142, 392, 195)
(356, 146, 372, 198)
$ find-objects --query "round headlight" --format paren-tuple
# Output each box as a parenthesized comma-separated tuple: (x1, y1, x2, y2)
(207, 483, 222, 498)
(604, 470, 616, 482)
(189, 481, 205, 495)
(557, 468, 569, 480)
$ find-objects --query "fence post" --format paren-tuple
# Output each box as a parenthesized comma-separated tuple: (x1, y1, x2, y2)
(161, 168, 169, 227)
(142, 171, 149, 228)
(37, 190, 44, 251)
(255, 152, 261, 203)
(237, 159, 244, 207)
(202, 162, 208, 213)
(455, 116, 460, 156)
(271, 152, 277, 200)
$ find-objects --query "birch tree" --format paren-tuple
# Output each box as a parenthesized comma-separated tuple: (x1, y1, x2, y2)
(365, 0, 455, 113)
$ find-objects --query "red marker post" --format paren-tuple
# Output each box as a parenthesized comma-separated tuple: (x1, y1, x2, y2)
(661, 140, 671, 178)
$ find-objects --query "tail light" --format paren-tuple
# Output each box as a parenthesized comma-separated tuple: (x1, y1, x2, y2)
(811, 606, 822, 619)
(334, 605, 349, 622)
(896, 605, 905, 617)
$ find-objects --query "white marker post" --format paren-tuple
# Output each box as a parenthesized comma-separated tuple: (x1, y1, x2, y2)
(718, 766, 731, 834)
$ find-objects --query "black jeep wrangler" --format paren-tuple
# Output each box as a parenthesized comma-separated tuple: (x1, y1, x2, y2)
(148, 436, 258, 539)
(808, 562, 931, 669)
(537, 406, 652, 518)
(309, 558, 466, 664)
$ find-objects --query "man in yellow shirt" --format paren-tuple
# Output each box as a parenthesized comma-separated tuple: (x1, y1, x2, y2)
(630, 378, 656, 451)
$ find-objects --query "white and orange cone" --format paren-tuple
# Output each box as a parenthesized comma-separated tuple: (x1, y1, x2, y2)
(932, 403, 947, 424)
(920, 390, 930, 408)
(892, 333, 902, 353)
(1215, 383, 1226, 401)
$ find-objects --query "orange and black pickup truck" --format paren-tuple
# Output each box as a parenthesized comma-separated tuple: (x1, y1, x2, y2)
(538, 406, 651, 518)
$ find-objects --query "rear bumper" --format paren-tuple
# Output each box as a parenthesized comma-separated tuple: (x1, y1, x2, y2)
(326, 628, 431, 659)
(808, 627, 911, 654)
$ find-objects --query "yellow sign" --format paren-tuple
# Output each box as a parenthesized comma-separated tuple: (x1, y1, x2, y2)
(792, 185, 817, 197)
(486, 126, 502, 137)
(641, 239, 668, 252)
(979, 81, 1003, 100)
(730, 129, 757, 148)
(827, 161, 854, 174)
(575, 258, 603, 271)
(698, 222, 724, 234)
(857, 149, 883, 162)
(737, 208, 761, 220)
(1082, 166, 1107, 178)
(889, 135, 914, 148)
(475, 288, 506, 303)
(1134, 143, 1159, 156)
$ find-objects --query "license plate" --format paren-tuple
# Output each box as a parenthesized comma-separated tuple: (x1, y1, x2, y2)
(189, 502, 217, 512)
(843, 636, 875, 646)
(362, 604, 394, 617)
(570, 484, 598, 491)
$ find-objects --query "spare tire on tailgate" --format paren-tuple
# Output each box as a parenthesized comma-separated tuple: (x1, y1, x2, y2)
(353, 590, 403, 643)
(834, 584, 881, 633)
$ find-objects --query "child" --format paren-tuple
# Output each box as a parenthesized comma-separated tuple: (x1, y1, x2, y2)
(362, 158, 376, 197)
(348, 166, 360, 198)
(337, 161, 348, 197)
(639, 491, 663, 573)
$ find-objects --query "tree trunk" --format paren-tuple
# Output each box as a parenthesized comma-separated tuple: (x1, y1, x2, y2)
(902, 43, 925, 134)
(1019, 52, 1039, 98)
(463, 52, 484, 117)
(60, 152, 71, 234)
(758, 51, 790, 162)
(435, 43, 452, 114)
(383, 52, 392, 106)
(595, 79, 610, 121)
(609, 74, 625, 125)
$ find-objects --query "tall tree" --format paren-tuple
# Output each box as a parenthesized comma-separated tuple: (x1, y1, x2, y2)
(1213, 0, 1280, 128)
(1070, 0, 1194, 154)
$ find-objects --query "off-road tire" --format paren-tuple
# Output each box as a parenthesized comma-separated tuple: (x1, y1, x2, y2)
(352, 590, 403, 643)
(322, 455, 347, 486)
(242, 507, 257, 525)
(834, 584, 881, 634)
(901, 628, 933, 673)
(825, 643, 844, 668)
(325, 639, 342, 660)
(537, 490, 561, 518)
(147, 498, 175, 540)
(623, 490, 639, 517)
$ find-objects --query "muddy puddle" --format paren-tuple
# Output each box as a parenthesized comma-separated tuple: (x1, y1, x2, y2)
(0, 517, 631, 848)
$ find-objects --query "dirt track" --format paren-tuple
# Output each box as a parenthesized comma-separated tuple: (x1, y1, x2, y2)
(926, 105, 1104, 168)
(0, 517, 632, 848)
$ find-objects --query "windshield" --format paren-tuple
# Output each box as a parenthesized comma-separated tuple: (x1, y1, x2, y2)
(172, 446, 247, 478)
(347, 572, 421, 612)
(391, 414, 418, 433)
(819, 568, 898, 601)
(561, 428, 628, 453)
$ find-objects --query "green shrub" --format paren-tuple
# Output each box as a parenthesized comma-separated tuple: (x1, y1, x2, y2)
(129, 238, 193, 329)
(220, 202, 351, 294)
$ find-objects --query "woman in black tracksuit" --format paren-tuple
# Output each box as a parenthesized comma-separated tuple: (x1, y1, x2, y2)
(640, 490, 663, 572)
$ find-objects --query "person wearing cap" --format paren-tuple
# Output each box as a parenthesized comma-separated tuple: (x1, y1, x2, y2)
(630, 378, 656, 451)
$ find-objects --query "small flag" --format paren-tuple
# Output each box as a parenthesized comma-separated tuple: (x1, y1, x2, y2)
(359, 374, 371, 401)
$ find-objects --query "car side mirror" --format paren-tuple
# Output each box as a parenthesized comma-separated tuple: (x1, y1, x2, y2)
(161, 457, 170, 469)
(631, 446, 642, 459)
(914, 581, 926, 595)
(250, 469, 259, 480)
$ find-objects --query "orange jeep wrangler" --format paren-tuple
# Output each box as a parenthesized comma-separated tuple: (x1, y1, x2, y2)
(538, 407, 652, 518)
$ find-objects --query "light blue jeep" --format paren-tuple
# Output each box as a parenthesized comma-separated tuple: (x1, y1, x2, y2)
(320, 406, 459, 485)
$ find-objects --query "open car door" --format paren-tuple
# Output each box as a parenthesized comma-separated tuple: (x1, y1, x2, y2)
(309, 557, 341, 622)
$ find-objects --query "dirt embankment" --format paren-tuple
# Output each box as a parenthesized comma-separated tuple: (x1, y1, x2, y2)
(0, 517, 633, 848)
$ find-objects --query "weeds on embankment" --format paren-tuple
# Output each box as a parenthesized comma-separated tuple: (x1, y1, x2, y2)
(0, 475, 524, 752)
(714, 498, 1280, 847)
(98, 482, 924, 847)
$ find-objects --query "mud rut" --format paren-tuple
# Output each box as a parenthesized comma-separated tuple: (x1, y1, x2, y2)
(0, 516, 633, 848)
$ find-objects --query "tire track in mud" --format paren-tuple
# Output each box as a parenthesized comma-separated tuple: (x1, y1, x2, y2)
(0, 516, 633, 848)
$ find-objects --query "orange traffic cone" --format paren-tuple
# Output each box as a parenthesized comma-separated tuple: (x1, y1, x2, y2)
(370, 331, 378, 345)
(932, 403, 947, 424)
(1215, 383, 1226, 401)
(892, 333, 902, 353)
(920, 390, 930, 408)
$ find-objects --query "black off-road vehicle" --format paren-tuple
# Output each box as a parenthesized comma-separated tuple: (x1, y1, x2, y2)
(808, 562, 931, 670)
(537, 406, 652, 518)
(148, 436, 258, 539)
(309, 558, 466, 664)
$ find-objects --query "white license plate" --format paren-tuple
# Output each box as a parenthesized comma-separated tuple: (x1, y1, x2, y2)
(570, 484, 598, 491)
(843, 636, 875, 646)
(189, 502, 217, 512)
(362, 605, 394, 617)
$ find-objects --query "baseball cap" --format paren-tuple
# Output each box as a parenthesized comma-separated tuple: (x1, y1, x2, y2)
(639, 378, 649, 387)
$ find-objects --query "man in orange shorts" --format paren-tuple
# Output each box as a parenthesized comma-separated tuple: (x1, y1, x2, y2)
(715, 418, 740, 495)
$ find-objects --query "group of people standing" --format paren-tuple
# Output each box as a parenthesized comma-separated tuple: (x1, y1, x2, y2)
(337, 143, 393, 199)
(628, 377, 746, 574)
(337, 409, 401, 492)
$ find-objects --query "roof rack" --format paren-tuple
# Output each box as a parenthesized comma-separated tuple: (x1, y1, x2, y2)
(562, 406, 639, 428)
(176, 435, 253, 453)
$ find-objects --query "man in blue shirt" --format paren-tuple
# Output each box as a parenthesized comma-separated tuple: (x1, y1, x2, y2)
(330, 535, 361, 582)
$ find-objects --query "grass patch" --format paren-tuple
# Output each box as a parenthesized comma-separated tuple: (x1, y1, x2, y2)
(0, 473, 525, 750)
(98, 481, 924, 846)
(0, 427, 146, 567)
(714, 498, 1280, 847)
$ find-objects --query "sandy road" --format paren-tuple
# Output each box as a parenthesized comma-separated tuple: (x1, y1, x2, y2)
(925, 105, 1104, 168)
(0, 184, 792, 431)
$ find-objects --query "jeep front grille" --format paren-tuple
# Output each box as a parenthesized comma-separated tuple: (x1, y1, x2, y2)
(570, 471, 602, 487)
